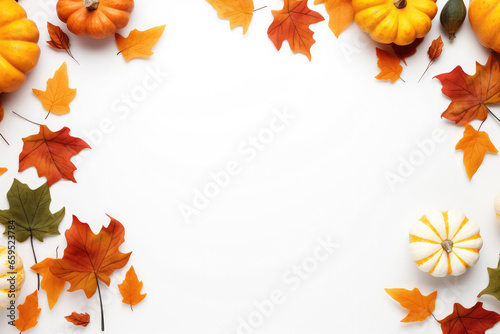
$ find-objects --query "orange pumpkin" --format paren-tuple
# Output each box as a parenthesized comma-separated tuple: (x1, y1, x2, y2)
(0, 0, 40, 94)
(56, 0, 134, 39)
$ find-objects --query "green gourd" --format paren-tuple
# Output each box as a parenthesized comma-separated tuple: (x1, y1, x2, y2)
(440, 0, 467, 40)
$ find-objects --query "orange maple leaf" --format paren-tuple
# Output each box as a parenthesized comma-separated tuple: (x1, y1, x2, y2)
(31, 258, 66, 309)
(375, 48, 403, 83)
(206, 0, 254, 34)
(14, 290, 41, 333)
(116, 25, 166, 62)
(19, 125, 90, 187)
(435, 52, 500, 125)
(118, 266, 147, 310)
(32, 62, 76, 117)
(455, 124, 498, 179)
(385, 288, 437, 322)
(0, 168, 6, 176)
(315, 0, 354, 38)
(65, 312, 90, 327)
(267, 0, 324, 61)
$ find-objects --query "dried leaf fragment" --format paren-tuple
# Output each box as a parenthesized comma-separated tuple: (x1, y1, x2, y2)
(47, 22, 78, 64)
(65, 312, 90, 327)
(375, 48, 403, 83)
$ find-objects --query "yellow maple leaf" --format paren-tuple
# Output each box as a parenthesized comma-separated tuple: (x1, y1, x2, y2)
(456, 124, 498, 179)
(115, 25, 166, 62)
(32, 62, 76, 117)
(385, 288, 437, 322)
(315, 0, 354, 38)
(375, 48, 403, 83)
(206, 0, 254, 34)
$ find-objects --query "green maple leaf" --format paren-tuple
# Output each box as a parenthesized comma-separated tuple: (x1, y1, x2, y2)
(0, 179, 65, 242)
(478, 259, 500, 301)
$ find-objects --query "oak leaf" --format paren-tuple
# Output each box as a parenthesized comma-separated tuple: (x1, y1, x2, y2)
(385, 288, 437, 322)
(0, 168, 6, 176)
(118, 266, 147, 310)
(314, 0, 354, 38)
(65, 312, 90, 327)
(435, 52, 500, 124)
(375, 48, 403, 83)
(19, 125, 90, 187)
(391, 38, 423, 66)
(0, 179, 65, 242)
(116, 25, 166, 62)
(478, 258, 500, 301)
(455, 124, 497, 179)
(31, 258, 66, 309)
(267, 0, 324, 61)
(33, 62, 76, 117)
(14, 290, 41, 333)
(206, 0, 254, 34)
(438, 302, 500, 334)
(47, 22, 78, 64)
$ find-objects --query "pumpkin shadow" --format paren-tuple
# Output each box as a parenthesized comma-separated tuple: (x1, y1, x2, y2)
(72, 34, 116, 50)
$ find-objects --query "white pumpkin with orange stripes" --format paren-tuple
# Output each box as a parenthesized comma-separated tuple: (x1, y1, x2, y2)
(0, 245, 25, 309)
(409, 211, 482, 277)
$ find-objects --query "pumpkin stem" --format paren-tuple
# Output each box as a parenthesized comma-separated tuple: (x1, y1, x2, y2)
(393, 0, 407, 8)
(441, 240, 453, 253)
(84, 0, 99, 10)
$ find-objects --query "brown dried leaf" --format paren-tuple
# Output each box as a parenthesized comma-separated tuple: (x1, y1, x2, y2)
(47, 23, 78, 64)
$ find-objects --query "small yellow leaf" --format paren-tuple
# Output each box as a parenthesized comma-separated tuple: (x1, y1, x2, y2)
(456, 124, 498, 179)
(315, 0, 354, 38)
(32, 62, 76, 116)
(118, 266, 147, 310)
(115, 25, 166, 62)
(206, 0, 254, 34)
(385, 288, 437, 322)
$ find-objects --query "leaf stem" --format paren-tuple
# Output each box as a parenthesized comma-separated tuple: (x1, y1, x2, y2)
(30, 233, 40, 290)
(487, 107, 500, 124)
(254, 6, 267, 11)
(12, 111, 42, 126)
(45, 110, 50, 120)
(0, 133, 9, 146)
(418, 60, 434, 83)
(479, 119, 486, 131)
(431, 313, 439, 322)
(96, 276, 105, 331)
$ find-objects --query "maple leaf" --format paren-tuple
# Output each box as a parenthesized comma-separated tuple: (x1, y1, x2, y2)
(435, 52, 500, 124)
(314, 0, 354, 38)
(375, 48, 403, 83)
(206, 0, 254, 34)
(385, 288, 437, 322)
(116, 25, 166, 62)
(391, 38, 423, 66)
(438, 302, 500, 334)
(31, 258, 66, 309)
(0, 167, 6, 176)
(14, 290, 41, 333)
(47, 22, 78, 64)
(19, 125, 90, 187)
(267, 0, 324, 61)
(455, 124, 498, 179)
(419, 36, 443, 82)
(32, 62, 76, 118)
(478, 258, 500, 301)
(118, 266, 147, 310)
(65, 312, 90, 327)
(50, 215, 131, 331)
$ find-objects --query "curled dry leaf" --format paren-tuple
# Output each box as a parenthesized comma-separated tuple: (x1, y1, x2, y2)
(14, 290, 41, 333)
(31, 258, 66, 310)
(19, 125, 90, 187)
(206, 0, 254, 34)
(65, 312, 90, 327)
(267, 0, 324, 61)
(32, 62, 77, 118)
(419, 36, 443, 82)
(455, 124, 498, 179)
(438, 302, 500, 334)
(314, 0, 354, 38)
(375, 48, 403, 83)
(385, 288, 437, 322)
(118, 266, 147, 310)
(391, 37, 423, 66)
(435, 52, 500, 124)
(116, 25, 166, 62)
(47, 22, 78, 64)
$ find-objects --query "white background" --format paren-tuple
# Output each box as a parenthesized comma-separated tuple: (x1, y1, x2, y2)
(1, 0, 500, 333)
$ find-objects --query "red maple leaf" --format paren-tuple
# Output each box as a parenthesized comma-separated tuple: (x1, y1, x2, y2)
(267, 0, 324, 60)
(439, 302, 500, 334)
(19, 125, 90, 186)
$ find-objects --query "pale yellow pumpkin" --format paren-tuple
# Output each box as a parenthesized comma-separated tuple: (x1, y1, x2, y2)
(409, 210, 482, 277)
(0, 245, 24, 309)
